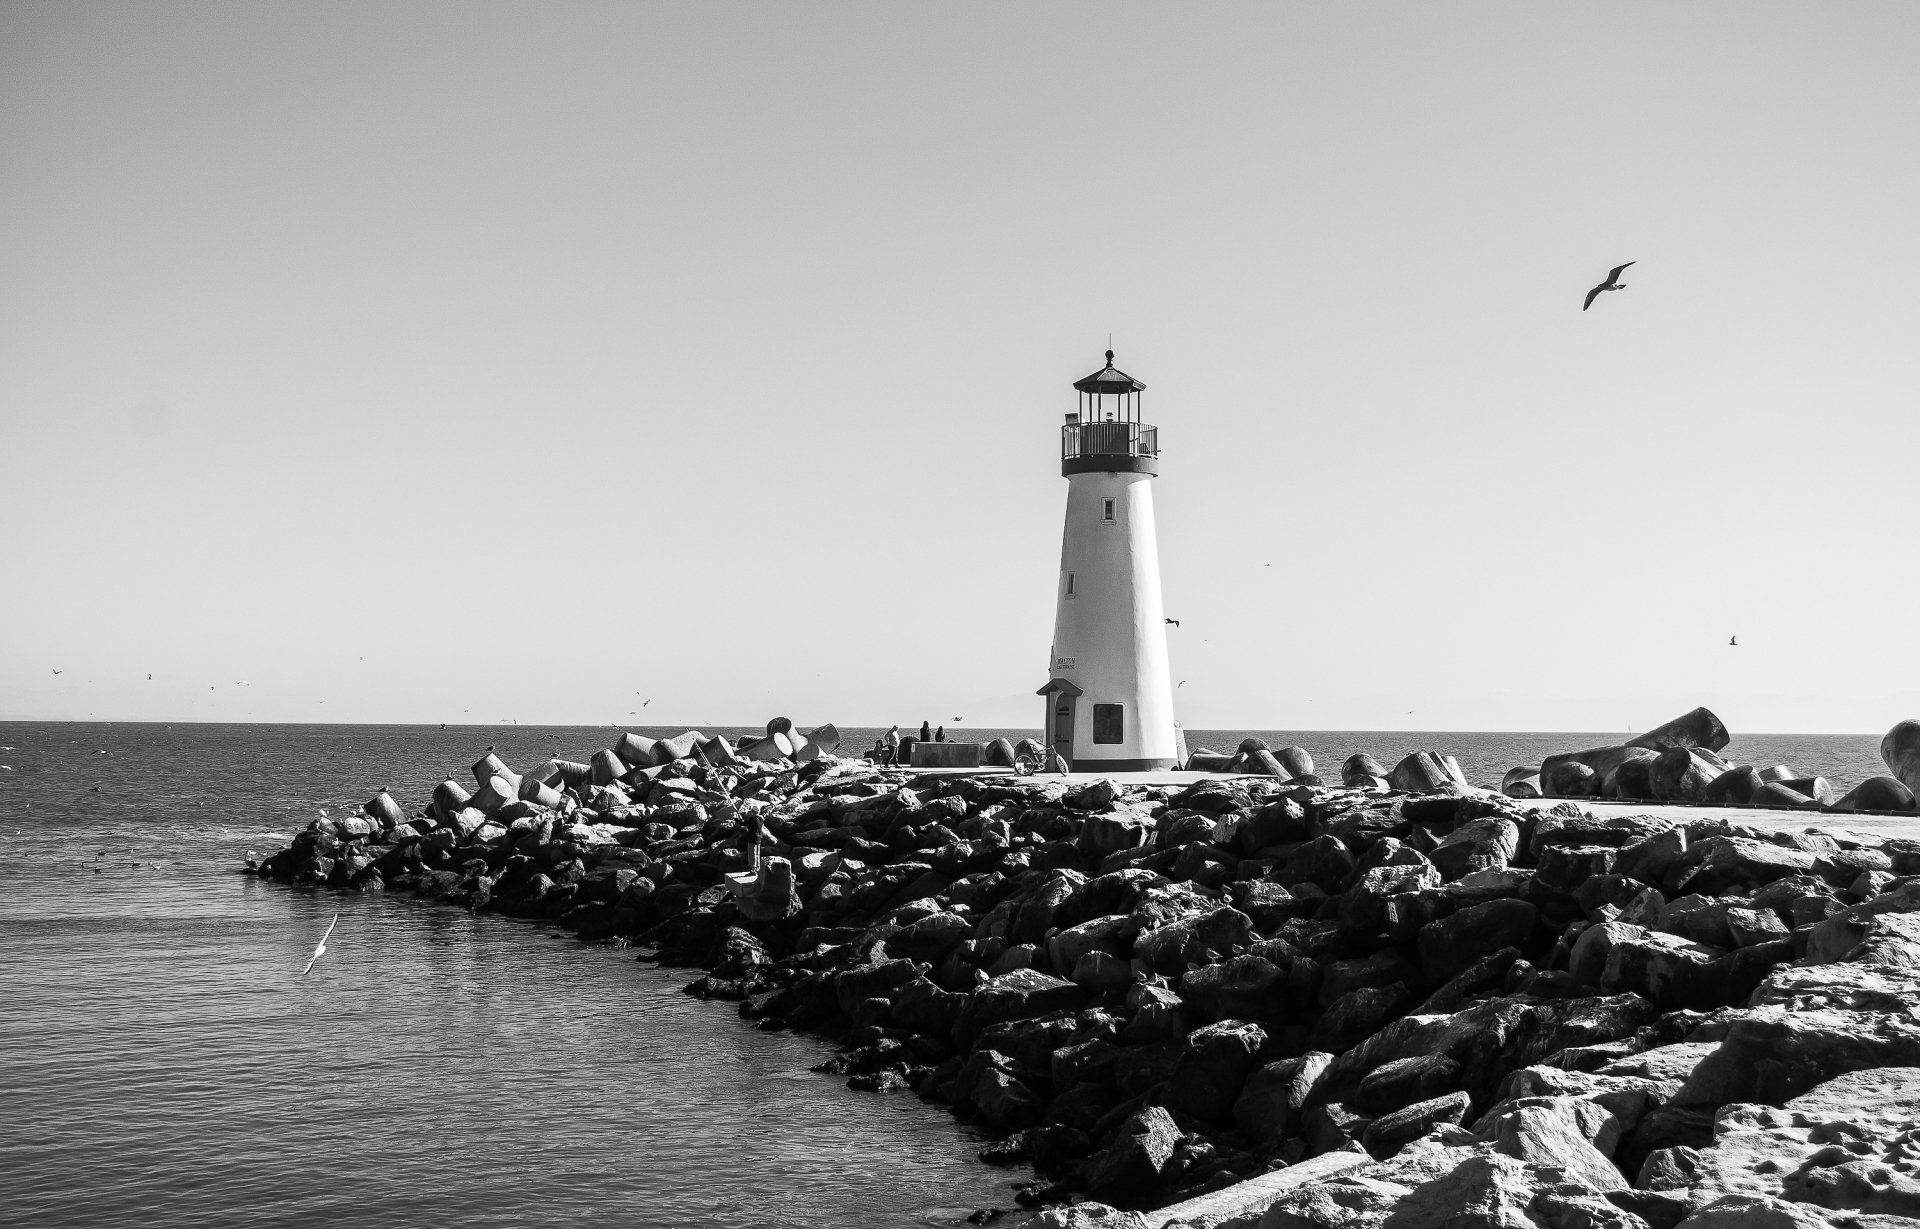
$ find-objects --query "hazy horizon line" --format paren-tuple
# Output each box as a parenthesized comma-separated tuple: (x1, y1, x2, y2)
(0, 715, 1892, 739)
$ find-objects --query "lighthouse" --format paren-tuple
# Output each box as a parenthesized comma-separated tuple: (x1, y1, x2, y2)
(1038, 351, 1179, 771)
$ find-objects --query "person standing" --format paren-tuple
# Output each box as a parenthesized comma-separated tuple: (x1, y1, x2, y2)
(884, 724, 901, 765)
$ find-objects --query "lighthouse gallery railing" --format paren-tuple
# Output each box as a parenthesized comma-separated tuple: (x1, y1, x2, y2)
(1061, 421, 1159, 462)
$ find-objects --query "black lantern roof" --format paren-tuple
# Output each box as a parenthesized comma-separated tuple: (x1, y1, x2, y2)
(1072, 350, 1145, 394)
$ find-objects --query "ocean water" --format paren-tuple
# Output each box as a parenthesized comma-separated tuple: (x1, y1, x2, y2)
(0, 721, 1891, 1228)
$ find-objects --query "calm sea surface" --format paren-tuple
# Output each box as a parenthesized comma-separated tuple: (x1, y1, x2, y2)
(0, 721, 1889, 1227)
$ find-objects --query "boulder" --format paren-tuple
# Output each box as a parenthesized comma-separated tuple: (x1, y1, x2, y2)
(1427, 818, 1521, 880)
(1677, 837, 1818, 895)
(1178, 955, 1290, 1023)
(1232, 1051, 1333, 1143)
(1418, 899, 1537, 986)
(1081, 1106, 1181, 1203)
(1677, 1067, 1920, 1219)
(1157, 1019, 1268, 1125)
(1360, 1090, 1471, 1157)
(1354, 1054, 1463, 1116)
(955, 968, 1089, 1048)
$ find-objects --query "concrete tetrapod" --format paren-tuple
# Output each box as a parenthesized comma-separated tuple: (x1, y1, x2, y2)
(612, 732, 657, 767)
(1651, 747, 1725, 803)
(1539, 746, 1657, 798)
(1342, 753, 1387, 789)
(1883, 719, 1920, 799)
(1625, 705, 1730, 753)
(1830, 775, 1918, 813)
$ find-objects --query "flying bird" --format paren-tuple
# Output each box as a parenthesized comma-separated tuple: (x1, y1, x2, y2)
(1583, 262, 1635, 310)
(1729, 636, 1738, 646)
(302, 913, 340, 976)
(146, 674, 152, 681)
(51, 668, 62, 675)
(1177, 680, 1187, 688)
(1165, 618, 1180, 627)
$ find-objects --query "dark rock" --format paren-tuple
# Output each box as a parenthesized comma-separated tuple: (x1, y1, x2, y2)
(1155, 1019, 1267, 1125)
(1310, 983, 1414, 1054)
(1676, 836, 1818, 895)
(1178, 955, 1289, 1023)
(1231, 1050, 1332, 1143)
(1081, 1106, 1180, 1203)
(1279, 835, 1357, 893)
(1427, 818, 1520, 880)
(1359, 1089, 1471, 1158)
(1418, 898, 1537, 986)
(1354, 1054, 1463, 1115)
(955, 969, 1090, 1048)
(1318, 947, 1420, 1008)
(1413, 946, 1521, 1015)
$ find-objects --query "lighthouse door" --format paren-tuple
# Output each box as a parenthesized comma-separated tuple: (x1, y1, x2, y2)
(1050, 694, 1076, 766)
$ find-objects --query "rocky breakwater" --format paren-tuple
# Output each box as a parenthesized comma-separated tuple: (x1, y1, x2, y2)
(247, 719, 1920, 1227)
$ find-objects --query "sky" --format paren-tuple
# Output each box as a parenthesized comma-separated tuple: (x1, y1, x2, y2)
(3, 2, 1918, 734)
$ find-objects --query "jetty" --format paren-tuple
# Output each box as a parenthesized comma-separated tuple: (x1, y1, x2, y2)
(246, 711, 1920, 1228)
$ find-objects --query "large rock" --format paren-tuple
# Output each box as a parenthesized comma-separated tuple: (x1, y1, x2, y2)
(1676, 837, 1819, 896)
(1082, 1106, 1181, 1203)
(1675, 1067, 1920, 1220)
(1259, 1135, 1652, 1229)
(1133, 906, 1255, 975)
(1426, 818, 1520, 880)
(954, 968, 1089, 1047)
(1673, 1005, 1920, 1108)
(1233, 1051, 1334, 1143)
(1417, 898, 1537, 986)
(1179, 955, 1290, 1023)
(1157, 1019, 1268, 1125)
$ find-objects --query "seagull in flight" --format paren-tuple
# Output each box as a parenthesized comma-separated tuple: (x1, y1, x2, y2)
(1583, 262, 1635, 310)
(1729, 636, 1738, 646)
(51, 668, 62, 675)
(1165, 618, 1180, 627)
(302, 913, 340, 976)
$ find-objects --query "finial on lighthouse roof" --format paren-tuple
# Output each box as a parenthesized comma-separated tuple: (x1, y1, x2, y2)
(1074, 351, 1145, 394)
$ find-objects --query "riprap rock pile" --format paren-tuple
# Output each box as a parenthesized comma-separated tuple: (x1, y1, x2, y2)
(247, 718, 1920, 1227)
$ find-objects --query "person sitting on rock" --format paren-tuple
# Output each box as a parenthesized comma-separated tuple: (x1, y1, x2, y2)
(919, 720, 931, 743)
(935, 725, 945, 742)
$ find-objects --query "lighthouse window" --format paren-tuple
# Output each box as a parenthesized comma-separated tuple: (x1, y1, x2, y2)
(1102, 499, 1115, 523)
(1093, 703, 1124, 744)
(1064, 571, 1075, 598)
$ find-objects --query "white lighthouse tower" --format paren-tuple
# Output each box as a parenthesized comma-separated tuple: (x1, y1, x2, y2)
(1039, 351, 1179, 771)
